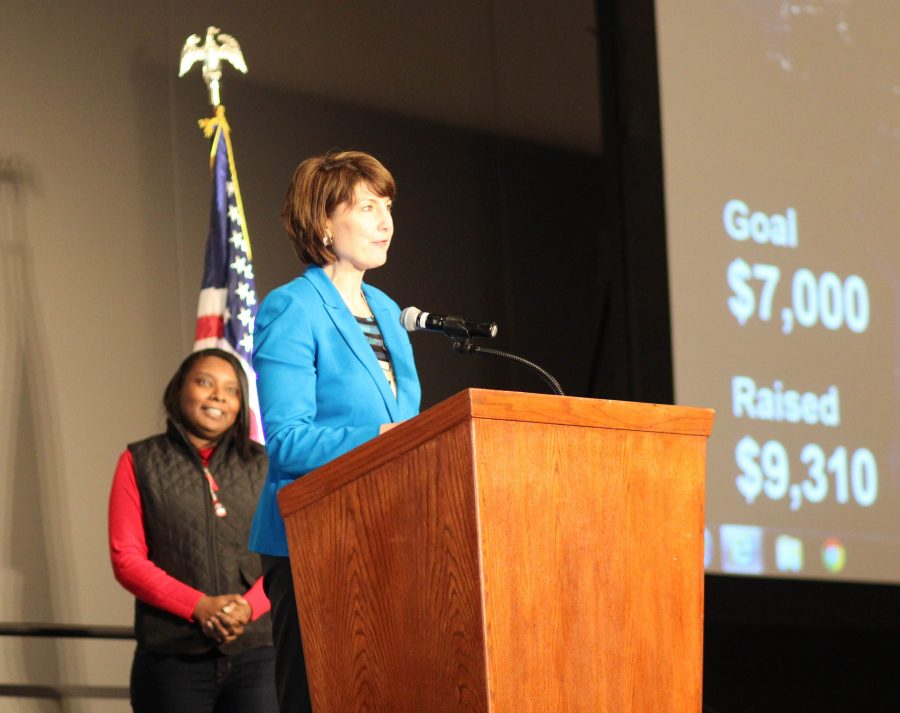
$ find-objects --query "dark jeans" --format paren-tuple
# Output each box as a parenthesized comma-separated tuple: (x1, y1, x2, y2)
(261, 554, 313, 713)
(130, 645, 277, 713)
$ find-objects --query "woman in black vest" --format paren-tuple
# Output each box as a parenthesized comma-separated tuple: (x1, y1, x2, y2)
(109, 348, 277, 713)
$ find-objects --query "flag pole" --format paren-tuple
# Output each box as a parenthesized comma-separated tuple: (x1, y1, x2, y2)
(178, 27, 264, 442)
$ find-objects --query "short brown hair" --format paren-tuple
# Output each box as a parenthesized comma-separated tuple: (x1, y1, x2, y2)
(281, 150, 396, 266)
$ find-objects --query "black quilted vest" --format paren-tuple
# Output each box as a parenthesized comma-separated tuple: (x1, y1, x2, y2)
(128, 421, 272, 655)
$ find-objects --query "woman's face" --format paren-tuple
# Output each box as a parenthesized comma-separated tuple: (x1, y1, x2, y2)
(325, 182, 393, 273)
(178, 355, 241, 448)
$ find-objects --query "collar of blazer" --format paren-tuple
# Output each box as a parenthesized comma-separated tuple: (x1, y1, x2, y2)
(303, 265, 403, 421)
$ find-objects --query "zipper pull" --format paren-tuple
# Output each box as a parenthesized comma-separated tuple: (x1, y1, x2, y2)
(203, 467, 228, 518)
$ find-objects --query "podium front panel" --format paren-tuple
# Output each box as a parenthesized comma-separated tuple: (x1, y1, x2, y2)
(473, 418, 706, 712)
(283, 421, 490, 713)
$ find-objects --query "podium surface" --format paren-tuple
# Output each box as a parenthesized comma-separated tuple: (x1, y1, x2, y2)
(279, 388, 714, 712)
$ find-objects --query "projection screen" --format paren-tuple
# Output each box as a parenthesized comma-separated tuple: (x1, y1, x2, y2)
(656, 1, 899, 583)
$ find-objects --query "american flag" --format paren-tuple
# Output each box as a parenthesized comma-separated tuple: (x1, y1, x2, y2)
(193, 106, 263, 442)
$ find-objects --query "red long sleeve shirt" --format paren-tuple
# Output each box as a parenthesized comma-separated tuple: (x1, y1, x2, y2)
(108, 446, 269, 622)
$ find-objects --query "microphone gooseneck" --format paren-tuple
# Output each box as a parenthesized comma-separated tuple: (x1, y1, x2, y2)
(400, 305, 565, 396)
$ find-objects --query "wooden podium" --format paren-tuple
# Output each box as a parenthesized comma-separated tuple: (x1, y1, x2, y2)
(278, 389, 714, 712)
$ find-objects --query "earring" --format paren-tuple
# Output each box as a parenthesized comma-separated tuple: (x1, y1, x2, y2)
(323, 235, 332, 246)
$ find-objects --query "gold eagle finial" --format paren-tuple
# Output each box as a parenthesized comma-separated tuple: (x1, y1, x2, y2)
(179, 26, 248, 107)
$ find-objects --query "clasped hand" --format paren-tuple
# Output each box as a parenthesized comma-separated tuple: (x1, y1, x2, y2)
(193, 594, 252, 644)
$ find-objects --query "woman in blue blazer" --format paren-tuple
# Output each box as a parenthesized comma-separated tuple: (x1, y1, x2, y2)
(249, 150, 420, 713)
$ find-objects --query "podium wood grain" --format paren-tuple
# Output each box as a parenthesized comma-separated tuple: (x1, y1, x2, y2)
(279, 389, 713, 712)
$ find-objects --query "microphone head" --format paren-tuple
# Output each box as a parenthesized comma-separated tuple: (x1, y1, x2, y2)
(478, 321, 499, 339)
(400, 306, 422, 332)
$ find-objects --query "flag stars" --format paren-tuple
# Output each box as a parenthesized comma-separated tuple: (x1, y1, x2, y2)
(228, 204, 241, 223)
(239, 333, 254, 353)
(230, 256, 254, 280)
(237, 308, 255, 329)
(235, 281, 257, 306)
(226, 181, 235, 197)
(229, 230, 248, 253)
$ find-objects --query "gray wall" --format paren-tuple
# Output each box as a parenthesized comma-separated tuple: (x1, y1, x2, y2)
(0, 1, 600, 709)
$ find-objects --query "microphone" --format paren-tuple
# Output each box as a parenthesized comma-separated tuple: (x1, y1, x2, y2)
(400, 306, 561, 393)
(400, 306, 498, 339)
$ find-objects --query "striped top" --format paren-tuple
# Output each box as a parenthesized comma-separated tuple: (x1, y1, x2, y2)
(355, 316, 397, 398)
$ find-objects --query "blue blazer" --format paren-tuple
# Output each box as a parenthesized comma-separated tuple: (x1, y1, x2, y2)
(248, 266, 421, 555)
